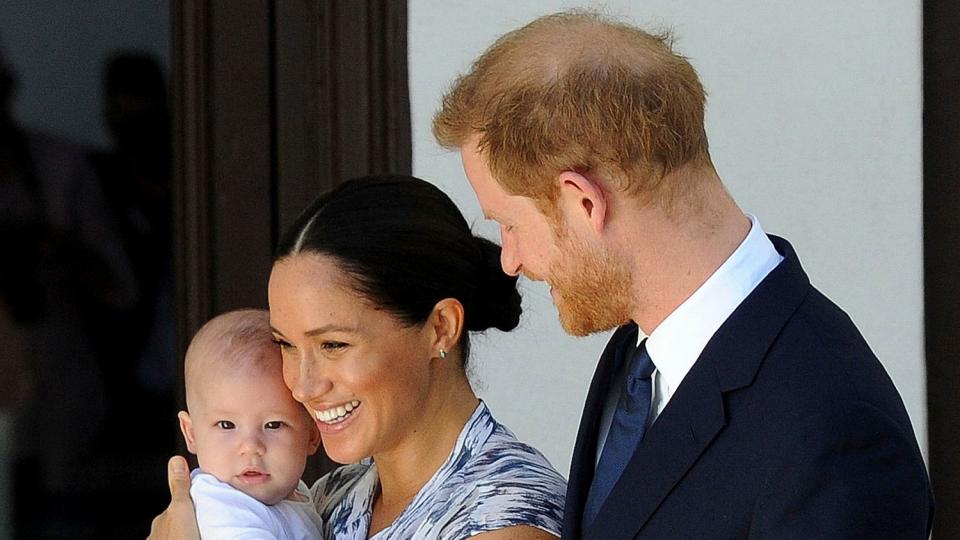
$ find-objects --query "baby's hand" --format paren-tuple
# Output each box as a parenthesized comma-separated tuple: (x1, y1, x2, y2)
(147, 456, 200, 540)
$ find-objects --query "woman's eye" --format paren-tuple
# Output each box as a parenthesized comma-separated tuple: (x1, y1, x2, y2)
(264, 421, 284, 430)
(272, 337, 294, 350)
(321, 341, 348, 351)
(216, 420, 235, 430)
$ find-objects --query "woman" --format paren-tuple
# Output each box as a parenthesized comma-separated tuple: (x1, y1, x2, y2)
(150, 175, 565, 539)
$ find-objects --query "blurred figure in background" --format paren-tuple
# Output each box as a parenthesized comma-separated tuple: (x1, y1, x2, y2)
(0, 40, 139, 536)
(88, 51, 175, 450)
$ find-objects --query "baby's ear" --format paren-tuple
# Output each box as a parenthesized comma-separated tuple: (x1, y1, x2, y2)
(177, 411, 198, 454)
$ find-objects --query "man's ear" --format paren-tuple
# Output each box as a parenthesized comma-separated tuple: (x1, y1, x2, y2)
(177, 411, 198, 454)
(428, 298, 465, 360)
(557, 170, 608, 234)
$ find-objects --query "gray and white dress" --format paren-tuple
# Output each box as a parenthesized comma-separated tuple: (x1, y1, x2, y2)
(312, 401, 566, 539)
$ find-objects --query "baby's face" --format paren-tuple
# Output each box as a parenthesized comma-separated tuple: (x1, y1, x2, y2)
(182, 366, 320, 505)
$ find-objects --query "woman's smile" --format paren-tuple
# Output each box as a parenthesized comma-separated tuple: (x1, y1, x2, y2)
(314, 400, 361, 423)
(312, 400, 361, 435)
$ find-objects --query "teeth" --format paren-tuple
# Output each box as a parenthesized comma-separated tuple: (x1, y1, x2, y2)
(315, 400, 360, 424)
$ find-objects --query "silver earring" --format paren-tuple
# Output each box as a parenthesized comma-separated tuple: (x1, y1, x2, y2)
(439, 348, 447, 359)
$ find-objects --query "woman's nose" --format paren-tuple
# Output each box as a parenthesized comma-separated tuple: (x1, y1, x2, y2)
(286, 352, 334, 406)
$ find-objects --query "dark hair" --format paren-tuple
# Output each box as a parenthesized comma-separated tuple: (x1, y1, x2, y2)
(275, 175, 522, 361)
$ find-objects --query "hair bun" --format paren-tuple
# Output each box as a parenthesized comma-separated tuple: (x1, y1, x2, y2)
(466, 236, 522, 332)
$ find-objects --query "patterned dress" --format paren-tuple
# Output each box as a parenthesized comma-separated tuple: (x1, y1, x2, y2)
(312, 401, 566, 539)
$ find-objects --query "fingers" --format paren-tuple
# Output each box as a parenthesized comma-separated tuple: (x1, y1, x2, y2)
(167, 455, 192, 502)
(147, 457, 195, 540)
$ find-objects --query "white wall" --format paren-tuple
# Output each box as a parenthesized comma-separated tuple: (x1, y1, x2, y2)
(410, 1, 925, 476)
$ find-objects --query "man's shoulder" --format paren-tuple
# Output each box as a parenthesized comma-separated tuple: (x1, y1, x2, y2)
(736, 282, 915, 434)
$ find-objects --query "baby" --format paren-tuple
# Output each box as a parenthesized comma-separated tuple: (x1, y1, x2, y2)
(177, 309, 323, 539)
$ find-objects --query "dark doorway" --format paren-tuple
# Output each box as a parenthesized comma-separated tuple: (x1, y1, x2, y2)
(171, 0, 411, 486)
(924, 1, 960, 538)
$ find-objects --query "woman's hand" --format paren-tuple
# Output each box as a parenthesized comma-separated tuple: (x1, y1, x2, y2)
(147, 456, 200, 540)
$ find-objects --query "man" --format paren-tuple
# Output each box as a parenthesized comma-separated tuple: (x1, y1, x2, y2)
(433, 10, 933, 539)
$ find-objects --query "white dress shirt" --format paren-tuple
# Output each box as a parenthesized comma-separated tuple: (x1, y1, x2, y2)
(596, 214, 783, 464)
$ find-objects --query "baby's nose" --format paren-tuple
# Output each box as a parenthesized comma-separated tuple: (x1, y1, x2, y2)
(240, 433, 266, 455)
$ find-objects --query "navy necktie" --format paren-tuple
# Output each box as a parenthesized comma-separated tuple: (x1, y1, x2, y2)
(583, 339, 655, 526)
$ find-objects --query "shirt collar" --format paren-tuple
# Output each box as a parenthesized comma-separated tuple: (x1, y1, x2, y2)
(643, 214, 783, 392)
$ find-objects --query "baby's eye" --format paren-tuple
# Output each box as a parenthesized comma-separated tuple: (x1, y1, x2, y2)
(264, 421, 285, 430)
(216, 420, 235, 430)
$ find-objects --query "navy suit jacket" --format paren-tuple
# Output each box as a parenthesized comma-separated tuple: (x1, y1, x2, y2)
(562, 236, 933, 539)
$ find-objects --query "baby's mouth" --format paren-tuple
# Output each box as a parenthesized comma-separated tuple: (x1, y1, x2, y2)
(238, 469, 270, 484)
(315, 400, 360, 424)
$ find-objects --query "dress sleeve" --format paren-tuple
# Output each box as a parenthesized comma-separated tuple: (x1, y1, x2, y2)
(462, 452, 567, 537)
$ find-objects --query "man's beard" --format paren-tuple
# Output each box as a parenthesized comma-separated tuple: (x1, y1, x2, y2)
(538, 233, 634, 337)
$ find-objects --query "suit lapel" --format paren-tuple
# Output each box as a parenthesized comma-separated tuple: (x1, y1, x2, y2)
(582, 235, 811, 539)
(562, 324, 638, 538)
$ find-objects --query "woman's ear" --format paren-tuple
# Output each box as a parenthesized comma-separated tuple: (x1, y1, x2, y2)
(428, 298, 465, 359)
(177, 411, 198, 454)
(557, 170, 608, 234)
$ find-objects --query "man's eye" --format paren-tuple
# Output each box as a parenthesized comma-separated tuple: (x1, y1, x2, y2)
(265, 421, 284, 430)
(216, 420, 235, 430)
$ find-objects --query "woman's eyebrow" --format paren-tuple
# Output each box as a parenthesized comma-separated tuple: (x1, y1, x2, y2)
(304, 324, 358, 337)
(270, 324, 358, 339)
